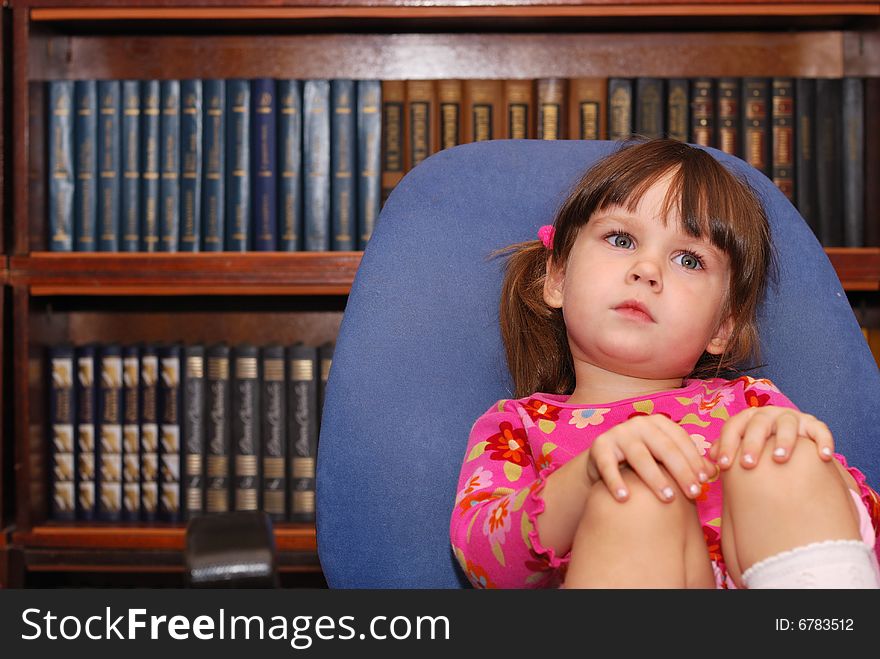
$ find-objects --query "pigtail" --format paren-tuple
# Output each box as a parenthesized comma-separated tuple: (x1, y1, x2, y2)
(496, 240, 574, 398)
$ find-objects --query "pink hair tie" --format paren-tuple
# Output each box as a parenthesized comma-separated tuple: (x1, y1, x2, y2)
(538, 225, 555, 249)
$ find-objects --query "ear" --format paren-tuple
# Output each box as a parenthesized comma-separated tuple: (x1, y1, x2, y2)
(543, 256, 565, 309)
(705, 316, 734, 355)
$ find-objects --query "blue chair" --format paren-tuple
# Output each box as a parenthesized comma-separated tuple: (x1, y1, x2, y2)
(316, 139, 880, 588)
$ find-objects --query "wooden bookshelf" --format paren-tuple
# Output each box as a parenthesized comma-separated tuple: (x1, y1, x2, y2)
(5, 0, 880, 587)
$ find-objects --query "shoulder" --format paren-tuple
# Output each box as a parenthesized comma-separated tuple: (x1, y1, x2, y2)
(691, 376, 798, 411)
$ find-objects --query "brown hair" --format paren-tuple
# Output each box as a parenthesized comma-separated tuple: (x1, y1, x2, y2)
(498, 138, 774, 398)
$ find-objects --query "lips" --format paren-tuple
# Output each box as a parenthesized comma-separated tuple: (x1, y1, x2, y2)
(613, 299, 655, 323)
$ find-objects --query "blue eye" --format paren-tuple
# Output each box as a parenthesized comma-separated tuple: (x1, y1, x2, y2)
(605, 233, 634, 249)
(676, 252, 704, 270)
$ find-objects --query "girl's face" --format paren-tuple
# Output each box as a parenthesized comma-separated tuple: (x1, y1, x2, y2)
(543, 174, 733, 381)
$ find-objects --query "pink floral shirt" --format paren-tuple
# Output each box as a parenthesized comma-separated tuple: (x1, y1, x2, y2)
(450, 376, 880, 588)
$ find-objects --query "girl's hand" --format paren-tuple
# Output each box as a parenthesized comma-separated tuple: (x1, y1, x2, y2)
(585, 414, 714, 503)
(710, 406, 835, 470)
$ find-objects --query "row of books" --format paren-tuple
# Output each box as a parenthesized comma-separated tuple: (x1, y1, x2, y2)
(47, 341, 333, 524)
(380, 76, 876, 248)
(47, 78, 381, 253)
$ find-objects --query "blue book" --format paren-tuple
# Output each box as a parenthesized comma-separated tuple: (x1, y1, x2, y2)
(251, 78, 277, 251)
(160, 80, 181, 252)
(183, 345, 205, 520)
(48, 345, 76, 520)
(74, 80, 97, 252)
(158, 344, 182, 523)
(202, 80, 225, 252)
(140, 345, 159, 521)
(357, 80, 382, 250)
(97, 81, 121, 251)
(331, 80, 356, 251)
(277, 80, 302, 251)
(180, 80, 203, 252)
(226, 79, 251, 251)
(122, 345, 141, 521)
(303, 80, 330, 251)
(47, 81, 75, 252)
(97, 344, 123, 522)
(75, 344, 97, 520)
(121, 81, 141, 252)
(140, 80, 161, 252)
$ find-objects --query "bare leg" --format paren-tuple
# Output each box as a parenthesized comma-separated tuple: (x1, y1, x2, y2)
(565, 467, 715, 588)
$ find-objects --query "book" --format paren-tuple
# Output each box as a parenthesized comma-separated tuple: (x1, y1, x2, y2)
(226, 79, 251, 251)
(140, 80, 161, 252)
(842, 77, 864, 247)
(865, 78, 880, 247)
(815, 77, 843, 246)
(205, 344, 232, 513)
(380, 80, 405, 205)
(463, 80, 503, 143)
(716, 78, 740, 157)
(304, 79, 331, 251)
(437, 79, 463, 149)
(795, 78, 818, 236)
(741, 77, 770, 177)
(180, 79, 203, 252)
(74, 80, 98, 252)
(158, 344, 182, 522)
(97, 80, 121, 251)
(202, 79, 225, 252)
(122, 345, 141, 521)
(689, 78, 714, 147)
(537, 78, 565, 140)
(120, 80, 141, 252)
(357, 80, 382, 249)
(251, 78, 277, 251)
(159, 80, 181, 252)
(48, 345, 76, 520)
(318, 341, 335, 427)
(568, 77, 606, 140)
(608, 78, 633, 141)
(47, 80, 75, 252)
(503, 80, 534, 139)
(405, 80, 437, 169)
(287, 343, 318, 522)
(183, 345, 205, 520)
(97, 344, 123, 521)
(635, 78, 664, 140)
(75, 344, 97, 520)
(666, 79, 689, 142)
(771, 78, 795, 203)
(261, 346, 287, 521)
(278, 79, 303, 252)
(232, 345, 260, 512)
(331, 79, 357, 251)
(140, 345, 159, 521)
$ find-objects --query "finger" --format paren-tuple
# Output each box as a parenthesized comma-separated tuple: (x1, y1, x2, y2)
(642, 419, 705, 497)
(739, 409, 775, 468)
(716, 407, 758, 470)
(771, 411, 799, 462)
(620, 441, 679, 502)
(588, 446, 630, 501)
(798, 414, 835, 461)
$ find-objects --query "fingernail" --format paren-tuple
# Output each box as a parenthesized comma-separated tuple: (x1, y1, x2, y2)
(773, 447, 786, 458)
(743, 454, 755, 465)
(698, 471, 708, 483)
(662, 487, 674, 500)
(689, 483, 700, 496)
(719, 455, 730, 466)
(822, 447, 832, 457)
(616, 488, 628, 499)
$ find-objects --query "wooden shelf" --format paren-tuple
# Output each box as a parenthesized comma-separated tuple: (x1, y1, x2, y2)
(10, 252, 362, 296)
(826, 247, 880, 291)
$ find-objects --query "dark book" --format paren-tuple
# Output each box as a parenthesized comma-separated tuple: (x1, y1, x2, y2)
(226, 79, 251, 251)
(48, 345, 76, 520)
(205, 344, 232, 513)
(202, 79, 225, 252)
(74, 80, 98, 252)
(287, 343, 318, 523)
(261, 346, 286, 522)
(278, 80, 302, 252)
(795, 78, 818, 236)
(842, 77, 865, 247)
(140, 80, 161, 252)
(716, 78, 741, 157)
(405, 80, 437, 170)
(183, 345, 205, 520)
(635, 78, 664, 139)
(689, 78, 714, 147)
(180, 79, 203, 252)
(462, 80, 504, 144)
(537, 78, 566, 140)
(331, 79, 357, 251)
(608, 78, 633, 141)
(252, 78, 277, 251)
(666, 78, 689, 142)
(75, 344, 97, 520)
(158, 344, 182, 522)
(381, 80, 405, 205)
(771, 78, 795, 203)
(97, 80, 121, 251)
(304, 80, 331, 251)
(120, 80, 141, 252)
(47, 81, 75, 252)
(97, 344, 123, 522)
(741, 77, 771, 177)
(159, 80, 181, 252)
(437, 79, 463, 149)
(140, 345, 160, 521)
(568, 77, 606, 140)
(815, 78, 843, 246)
(865, 78, 880, 247)
(233, 345, 261, 512)
(357, 80, 382, 250)
(503, 79, 534, 139)
(122, 345, 141, 521)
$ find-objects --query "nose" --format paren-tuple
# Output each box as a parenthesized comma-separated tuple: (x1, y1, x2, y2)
(627, 259, 662, 292)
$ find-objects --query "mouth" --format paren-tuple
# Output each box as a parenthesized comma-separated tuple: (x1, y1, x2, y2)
(613, 300, 655, 323)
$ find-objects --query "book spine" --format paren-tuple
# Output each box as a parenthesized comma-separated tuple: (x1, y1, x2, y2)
(183, 345, 205, 520)
(159, 80, 181, 252)
(865, 78, 880, 247)
(159, 344, 182, 522)
(202, 79, 225, 252)
(463, 80, 504, 143)
(690, 78, 715, 147)
(842, 77, 865, 247)
(74, 80, 98, 252)
(537, 78, 565, 140)
(405, 80, 436, 170)
(226, 79, 251, 251)
(47, 81, 75, 252)
(357, 80, 382, 250)
(380, 80, 405, 205)
(97, 344, 123, 522)
(252, 78, 277, 251)
(49, 345, 76, 520)
(503, 79, 534, 140)
(568, 77, 607, 140)
(742, 77, 771, 177)
(635, 77, 664, 139)
(122, 345, 141, 521)
(278, 80, 303, 252)
(318, 341, 334, 427)
(261, 346, 287, 522)
(437, 79, 462, 149)
(180, 79, 203, 252)
(205, 345, 232, 513)
(795, 78, 818, 236)
(75, 345, 97, 520)
(121, 81, 141, 252)
(233, 345, 261, 511)
(304, 80, 331, 251)
(815, 78, 843, 246)
(771, 78, 796, 203)
(716, 78, 741, 156)
(97, 80, 121, 251)
(331, 79, 357, 251)
(287, 344, 317, 522)
(140, 345, 159, 521)
(608, 78, 633, 141)
(140, 80, 161, 252)
(666, 79, 689, 142)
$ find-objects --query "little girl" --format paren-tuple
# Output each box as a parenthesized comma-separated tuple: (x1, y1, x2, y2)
(449, 138, 880, 589)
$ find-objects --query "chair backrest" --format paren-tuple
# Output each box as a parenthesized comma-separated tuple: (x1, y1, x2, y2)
(316, 139, 880, 588)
